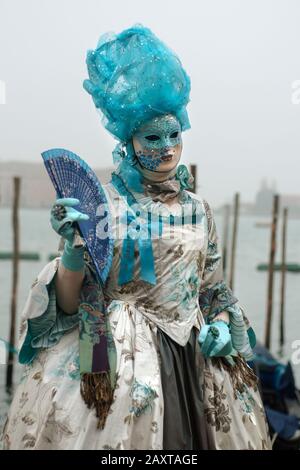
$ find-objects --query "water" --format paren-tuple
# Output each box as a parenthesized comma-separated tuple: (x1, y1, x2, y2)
(0, 207, 300, 429)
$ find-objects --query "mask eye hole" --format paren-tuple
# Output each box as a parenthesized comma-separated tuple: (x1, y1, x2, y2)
(145, 135, 160, 141)
(170, 131, 179, 138)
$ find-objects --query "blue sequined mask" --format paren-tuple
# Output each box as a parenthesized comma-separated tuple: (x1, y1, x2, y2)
(133, 115, 182, 171)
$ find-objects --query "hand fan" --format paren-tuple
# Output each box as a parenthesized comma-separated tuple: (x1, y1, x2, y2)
(42, 148, 114, 284)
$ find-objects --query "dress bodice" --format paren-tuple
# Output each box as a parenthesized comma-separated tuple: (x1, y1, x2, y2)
(102, 180, 209, 345)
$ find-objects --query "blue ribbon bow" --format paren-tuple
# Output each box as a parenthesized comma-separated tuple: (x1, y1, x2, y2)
(118, 210, 162, 286)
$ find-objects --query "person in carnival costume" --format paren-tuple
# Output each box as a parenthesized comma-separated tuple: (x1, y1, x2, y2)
(1, 25, 271, 450)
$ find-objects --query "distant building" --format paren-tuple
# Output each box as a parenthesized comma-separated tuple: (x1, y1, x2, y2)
(254, 179, 276, 215)
(254, 179, 300, 217)
(215, 178, 300, 218)
(0, 161, 113, 208)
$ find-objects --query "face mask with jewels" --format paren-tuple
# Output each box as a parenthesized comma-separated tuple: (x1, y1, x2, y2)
(132, 114, 183, 172)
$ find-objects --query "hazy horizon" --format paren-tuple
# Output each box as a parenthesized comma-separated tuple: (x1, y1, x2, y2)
(0, 0, 299, 206)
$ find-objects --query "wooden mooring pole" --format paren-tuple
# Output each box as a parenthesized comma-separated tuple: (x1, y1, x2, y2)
(229, 193, 240, 291)
(190, 164, 197, 194)
(6, 177, 21, 390)
(279, 207, 288, 350)
(264, 194, 279, 350)
(222, 204, 230, 281)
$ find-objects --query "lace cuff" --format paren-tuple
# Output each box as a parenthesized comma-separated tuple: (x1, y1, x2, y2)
(18, 278, 79, 365)
(198, 280, 238, 323)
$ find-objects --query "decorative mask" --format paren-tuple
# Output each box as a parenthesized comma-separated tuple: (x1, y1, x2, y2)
(132, 114, 182, 173)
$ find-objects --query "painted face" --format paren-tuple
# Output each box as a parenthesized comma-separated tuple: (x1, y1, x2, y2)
(132, 114, 182, 173)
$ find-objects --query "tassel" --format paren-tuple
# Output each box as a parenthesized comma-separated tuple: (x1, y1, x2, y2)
(212, 354, 258, 399)
(80, 372, 114, 429)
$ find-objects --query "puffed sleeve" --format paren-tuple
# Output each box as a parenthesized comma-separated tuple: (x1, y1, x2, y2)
(18, 257, 80, 365)
(198, 199, 256, 360)
(198, 200, 238, 322)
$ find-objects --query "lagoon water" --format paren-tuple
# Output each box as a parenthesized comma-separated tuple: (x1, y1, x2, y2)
(0, 207, 299, 430)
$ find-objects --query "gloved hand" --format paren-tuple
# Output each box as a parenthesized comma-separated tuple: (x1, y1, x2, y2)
(50, 197, 89, 271)
(198, 320, 233, 358)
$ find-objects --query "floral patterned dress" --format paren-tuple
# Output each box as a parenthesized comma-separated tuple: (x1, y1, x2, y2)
(1, 181, 271, 450)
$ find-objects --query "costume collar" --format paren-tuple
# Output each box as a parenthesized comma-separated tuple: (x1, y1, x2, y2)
(138, 162, 194, 202)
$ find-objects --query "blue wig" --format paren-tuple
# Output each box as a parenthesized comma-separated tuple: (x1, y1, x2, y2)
(83, 24, 191, 143)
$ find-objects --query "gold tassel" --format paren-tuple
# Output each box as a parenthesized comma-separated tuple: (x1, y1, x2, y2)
(80, 372, 114, 429)
(212, 354, 258, 399)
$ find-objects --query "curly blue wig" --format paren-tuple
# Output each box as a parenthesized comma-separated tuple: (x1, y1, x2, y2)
(83, 24, 191, 143)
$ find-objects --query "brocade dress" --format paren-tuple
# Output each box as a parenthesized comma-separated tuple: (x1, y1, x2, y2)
(1, 178, 271, 450)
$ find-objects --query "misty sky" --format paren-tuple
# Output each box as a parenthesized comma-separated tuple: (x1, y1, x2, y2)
(0, 0, 299, 206)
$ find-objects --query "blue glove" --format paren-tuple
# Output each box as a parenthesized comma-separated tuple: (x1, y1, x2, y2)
(50, 197, 89, 271)
(198, 320, 233, 357)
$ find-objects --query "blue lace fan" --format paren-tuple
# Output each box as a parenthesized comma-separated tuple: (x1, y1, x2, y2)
(42, 148, 114, 284)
